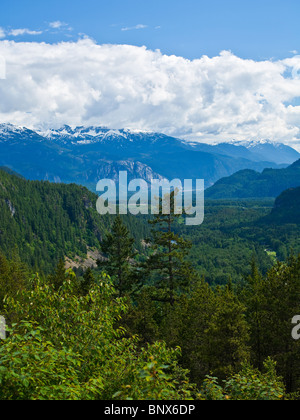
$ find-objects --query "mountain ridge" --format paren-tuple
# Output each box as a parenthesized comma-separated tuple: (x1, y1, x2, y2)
(206, 159, 300, 199)
(0, 123, 298, 191)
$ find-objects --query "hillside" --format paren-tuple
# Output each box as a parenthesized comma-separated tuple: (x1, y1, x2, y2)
(206, 159, 300, 199)
(263, 187, 300, 224)
(0, 169, 147, 274)
(0, 124, 289, 190)
(0, 169, 110, 273)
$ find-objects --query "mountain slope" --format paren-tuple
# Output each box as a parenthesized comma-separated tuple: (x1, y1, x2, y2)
(0, 169, 112, 273)
(0, 124, 287, 190)
(185, 139, 300, 164)
(206, 159, 300, 199)
(238, 140, 300, 164)
(263, 187, 300, 224)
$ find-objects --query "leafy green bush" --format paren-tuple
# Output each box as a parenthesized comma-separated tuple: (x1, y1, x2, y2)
(0, 271, 193, 400)
(199, 358, 285, 400)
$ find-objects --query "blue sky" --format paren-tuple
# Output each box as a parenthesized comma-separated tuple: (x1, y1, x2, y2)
(1, 0, 300, 150)
(1, 0, 300, 60)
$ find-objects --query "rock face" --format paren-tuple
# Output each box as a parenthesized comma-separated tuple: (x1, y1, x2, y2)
(65, 248, 106, 270)
(5, 199, 15, 217)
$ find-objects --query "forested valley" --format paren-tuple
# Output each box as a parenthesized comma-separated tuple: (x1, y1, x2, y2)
(0, 168, 300, 400)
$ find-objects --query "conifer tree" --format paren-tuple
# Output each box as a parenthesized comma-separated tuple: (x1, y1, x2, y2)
(252, 255, 300, 393)
(80, 267, 95, 295)
(49, 259, 66, 291)
(0, 253, 27, 311)
(98, 215, 137, 296)
(143, 190, 196, 305)
(205, 285, 250, 380)
(240, 256, 265, 370)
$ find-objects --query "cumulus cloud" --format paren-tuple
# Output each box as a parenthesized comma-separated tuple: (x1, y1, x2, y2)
(0, 39, 300, 149)
(0, 28, 5, 39)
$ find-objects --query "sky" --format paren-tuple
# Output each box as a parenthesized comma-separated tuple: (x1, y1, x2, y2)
(1, 0, 300, 60)
(1, 0, 300, 150)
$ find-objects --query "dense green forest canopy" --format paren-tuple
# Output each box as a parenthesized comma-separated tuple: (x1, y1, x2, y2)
(0, 169, 298, 284)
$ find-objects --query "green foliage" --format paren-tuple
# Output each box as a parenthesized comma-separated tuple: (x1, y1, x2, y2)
(122, 287, 160, 344)
(1, 271, 193, 400)
(179, 199, 300, 286)
(112, 343, 195, 400)
(0, 253, 28, 311)
(0, 322, 89, 400)
(199, 358, 285, 401)
(1, 170, 300, 400)
(161, 280, 249, 384)
(142, 191, 197, 305)
(0, 169, 112, 274)
(241, 255, 300, 393)
(98, 215, 138, 296)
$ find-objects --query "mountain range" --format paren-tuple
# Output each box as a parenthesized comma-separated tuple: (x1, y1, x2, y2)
(0, 123, 299, 191)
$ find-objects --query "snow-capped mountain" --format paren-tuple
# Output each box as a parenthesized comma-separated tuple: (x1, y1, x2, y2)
(183, 138, 300, 165)
(0, 123, 298, 190)
(0, 124, 42, 141)
(225, 139, 300, 164)
(37, 125, 165, 146)
(36, 125, 300, 164)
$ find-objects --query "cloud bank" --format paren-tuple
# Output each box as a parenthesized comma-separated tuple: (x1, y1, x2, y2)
(0, 39, 300, 149)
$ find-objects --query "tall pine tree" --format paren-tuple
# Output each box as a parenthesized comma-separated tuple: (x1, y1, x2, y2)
(143, 190, 197, 306)
(98, 216, 137, 296)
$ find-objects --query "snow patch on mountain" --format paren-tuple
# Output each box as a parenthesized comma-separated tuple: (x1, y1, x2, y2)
(0, 123, 27, 135)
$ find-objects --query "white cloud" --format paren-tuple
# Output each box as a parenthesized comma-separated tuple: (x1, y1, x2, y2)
(49, 21, 66, 29)
(0, 39, 300, 148)
(121, 24, 148, 31)
(9, 28, 43, 36)
(0, 28, 6, 39)
(49, 21, 72, 32)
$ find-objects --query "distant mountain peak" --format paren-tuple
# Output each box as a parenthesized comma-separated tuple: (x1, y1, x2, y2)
(36, 125, 161, 147)
(0, 124, 44, 143)
(0, 123, 27, 134)
(219, 138, 300, 164)
(228, 138, 283, 147)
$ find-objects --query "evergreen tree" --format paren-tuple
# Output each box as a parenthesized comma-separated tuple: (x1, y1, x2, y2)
(143, 191, 196, 305)
(240, 257, 265, 370)
(82, 267, 95, 295)
(98, 216, 137, 296)
(48, 259, 66, 291)
(241, 255, 300, 393)
(162, 280, 249, 384)
(0, 253, 27, 312)
(122, 287, 160, 344)
(205, 285, 250, 380)
(252, 256, 300, 393)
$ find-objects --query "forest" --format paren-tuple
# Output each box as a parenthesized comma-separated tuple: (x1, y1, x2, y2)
(0, 168, 300, 400)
